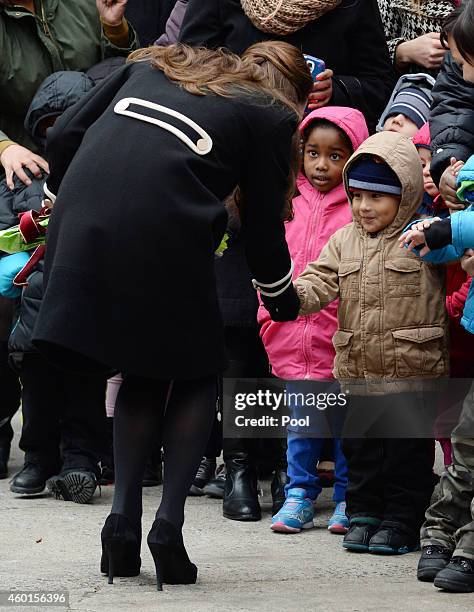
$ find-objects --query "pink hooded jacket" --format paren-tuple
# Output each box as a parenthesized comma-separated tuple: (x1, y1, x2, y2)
(257, 107, 368, 379)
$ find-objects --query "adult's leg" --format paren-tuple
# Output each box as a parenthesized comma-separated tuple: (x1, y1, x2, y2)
(60, 370, 108, 475)
(0, 296, 22, 476)
(156, 376, 217, 529)
(0, 340, 21, 476)
(111, 375, 170, 535)
(18, 353, 61, 470)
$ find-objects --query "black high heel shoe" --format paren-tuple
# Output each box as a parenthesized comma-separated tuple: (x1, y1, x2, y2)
(100, 514, 141, 584)
(147, 518, 197, 591)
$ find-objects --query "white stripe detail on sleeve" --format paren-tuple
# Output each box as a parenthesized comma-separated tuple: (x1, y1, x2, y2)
(252, 260, 294, 297)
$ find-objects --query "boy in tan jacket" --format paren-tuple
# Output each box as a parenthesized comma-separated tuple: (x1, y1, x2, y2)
(261, 131, 448, 554)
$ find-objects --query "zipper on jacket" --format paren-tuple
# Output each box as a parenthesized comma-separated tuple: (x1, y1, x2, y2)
(302, 191, 323, 379)
(39, 1, 52, 39)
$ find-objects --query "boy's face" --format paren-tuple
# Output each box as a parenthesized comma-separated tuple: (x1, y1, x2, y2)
(448, 35, 474, 83)
(303, 125, 352, 193)
(417, 147, 438, 198)
(383, 113, 419, 138)
(351, 189, 401, 233)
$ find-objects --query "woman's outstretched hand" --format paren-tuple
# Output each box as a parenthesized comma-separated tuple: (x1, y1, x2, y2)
(96, 0, 128, 26)
(399, 217, 442, 256)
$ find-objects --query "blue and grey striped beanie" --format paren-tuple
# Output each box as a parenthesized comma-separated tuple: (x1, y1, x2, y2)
(347, 157, 402, 196)
(385, 86, 431, 130)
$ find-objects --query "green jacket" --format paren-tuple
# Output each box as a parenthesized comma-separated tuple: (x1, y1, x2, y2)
(0, 0, 138, 152)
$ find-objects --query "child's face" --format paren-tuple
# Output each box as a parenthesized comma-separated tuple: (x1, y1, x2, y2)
(448, 35, 474, 83)
(303, 125, 352, 193)
(351, 189, 401, 233)
(417, 147, 438, 198)
(383, 114, 419, 138)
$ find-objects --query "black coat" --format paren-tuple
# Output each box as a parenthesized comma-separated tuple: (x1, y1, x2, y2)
(180, 0, 395, 132)
(430, 52, 474, 186)
(33, 62, 297, 379)
(125, 0, 177, 45)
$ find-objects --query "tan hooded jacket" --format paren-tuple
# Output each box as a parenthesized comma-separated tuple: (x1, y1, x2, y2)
(294, 131, 448, 395)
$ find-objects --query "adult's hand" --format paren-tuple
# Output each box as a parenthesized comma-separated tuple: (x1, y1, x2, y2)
(461, 249, 474, 276)
(399, 217, 442, 256)
(440, 158, 465, 211)
(0, 144, 49, 190)
(396, 33, 446, 70)
(307, 69, 333, 110)
(96, 0, 128, 26)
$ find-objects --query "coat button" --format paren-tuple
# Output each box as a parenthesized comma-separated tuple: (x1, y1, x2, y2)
(197, 138, 208, 152)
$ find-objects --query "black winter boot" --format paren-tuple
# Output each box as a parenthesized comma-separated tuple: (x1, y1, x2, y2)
(434, 556, 474, 592)
(271, 469, 288, 515)
(223, 453, 261, 521)
(10, 461, 58, 494)
(417, 545, 452, 582)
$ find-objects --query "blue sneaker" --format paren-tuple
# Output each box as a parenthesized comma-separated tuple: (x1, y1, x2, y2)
(328, 501, 349, 534)
(271, 488, 314, 533)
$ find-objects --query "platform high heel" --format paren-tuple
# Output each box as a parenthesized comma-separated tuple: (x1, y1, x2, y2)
(147, 518, 197, 591)
(100, 514, 141, 584)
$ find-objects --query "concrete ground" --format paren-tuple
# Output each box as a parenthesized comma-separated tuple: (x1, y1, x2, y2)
(1, 416, 473, 612)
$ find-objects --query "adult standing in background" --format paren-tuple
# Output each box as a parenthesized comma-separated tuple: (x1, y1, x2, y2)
(0, 0, 138, 189)
(125, 0, 176, 46)
(180, 0, 395, 131)
(377, 0, 459, 75)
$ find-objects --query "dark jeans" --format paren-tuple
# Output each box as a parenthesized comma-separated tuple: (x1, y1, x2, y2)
(0, 340, 21, 449)
(223, 326, 287, 471)
(342, 392, 437, 531)
(19, 353, 108, 475)
(343, 437, 434, 531)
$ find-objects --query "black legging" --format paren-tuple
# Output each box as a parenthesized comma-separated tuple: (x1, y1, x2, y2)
(111, 374, 217, 536)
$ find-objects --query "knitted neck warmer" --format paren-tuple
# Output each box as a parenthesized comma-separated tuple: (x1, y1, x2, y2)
(240, 0, 342, 36)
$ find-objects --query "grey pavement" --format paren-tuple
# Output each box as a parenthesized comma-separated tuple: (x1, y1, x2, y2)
(1, 415, 473, 612)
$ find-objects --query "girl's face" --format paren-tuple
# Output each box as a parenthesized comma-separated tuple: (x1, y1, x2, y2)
(303, 125, 352, 193)
(417, 147, 438, 198)
(449, 35, 474, 83)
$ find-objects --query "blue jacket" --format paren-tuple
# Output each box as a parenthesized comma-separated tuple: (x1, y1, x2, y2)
(405, 207, 474, 333)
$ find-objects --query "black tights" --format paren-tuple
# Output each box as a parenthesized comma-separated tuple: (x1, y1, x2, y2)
(111, 375, 217, 537)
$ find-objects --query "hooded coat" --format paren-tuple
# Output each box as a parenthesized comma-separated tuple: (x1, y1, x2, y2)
(257, 107, 369, 380)
(293, 131, 449, 395)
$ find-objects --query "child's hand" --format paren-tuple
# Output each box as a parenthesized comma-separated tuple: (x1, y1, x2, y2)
(440, 157, 466, 211)
(399, 217, 442, 256)
(461, 248, 474, 276)
(307, 69, 333, 110)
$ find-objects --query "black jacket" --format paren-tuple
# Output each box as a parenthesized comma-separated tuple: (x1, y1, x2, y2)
(430, 52, 474, 186)
(33, 62, 297, 379)
(180, 0, 395, 132)
(125, 0, 177, 46)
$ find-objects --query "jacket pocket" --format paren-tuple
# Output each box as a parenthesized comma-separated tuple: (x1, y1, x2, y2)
(338, 261, 361, 300)
(392, 326, 445, 376)
(384, 258, 421, 297)
(332, 329, 354, 377)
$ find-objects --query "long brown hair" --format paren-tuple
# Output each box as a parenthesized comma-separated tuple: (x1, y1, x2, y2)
(128, 41, 312, 116)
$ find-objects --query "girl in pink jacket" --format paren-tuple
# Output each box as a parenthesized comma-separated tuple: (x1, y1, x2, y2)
(258, 107, 369, 534)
